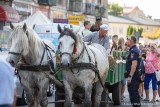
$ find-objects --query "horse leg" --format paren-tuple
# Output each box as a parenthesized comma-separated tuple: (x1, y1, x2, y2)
(39, 90, 48, 107)
(84, 83, 93, 107)
(64, 81, 73, 107)
(25, 89, 34, 107)
(93, 74, 106, 107)
(39, 77, 49, 107)
(39, 87, 48, 107)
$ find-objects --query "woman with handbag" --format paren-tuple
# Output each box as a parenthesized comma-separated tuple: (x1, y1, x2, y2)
(143, 43, 159, 103)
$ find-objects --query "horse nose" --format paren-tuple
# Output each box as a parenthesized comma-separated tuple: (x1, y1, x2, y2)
(61, 60, 70, 67)
(9, 60, 14, 67)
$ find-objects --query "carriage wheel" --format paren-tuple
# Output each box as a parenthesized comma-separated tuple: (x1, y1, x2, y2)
(55, 86, 65, 107)
(100, 89, 109, 107)
(112, 82, 122, 105)
(47, 82, 54, 97)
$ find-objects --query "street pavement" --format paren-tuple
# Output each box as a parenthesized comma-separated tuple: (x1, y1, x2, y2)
(0, 51, 160, 107)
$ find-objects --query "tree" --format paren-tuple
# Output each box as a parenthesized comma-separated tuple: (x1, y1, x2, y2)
(138, 28, 143, 37)
(127, 26, 133, 37)
(108, 3, 123, 16)
(132, 28, 136, 36)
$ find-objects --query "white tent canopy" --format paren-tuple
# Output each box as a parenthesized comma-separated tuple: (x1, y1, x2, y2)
(4, 11, 51, 30)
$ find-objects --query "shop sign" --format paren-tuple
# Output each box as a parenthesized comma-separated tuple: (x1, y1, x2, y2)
(67, 15, 85, 21)
(53, 19, 68, 23)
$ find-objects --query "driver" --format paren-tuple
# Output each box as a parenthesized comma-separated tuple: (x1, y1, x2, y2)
(83, 24, 110, 54)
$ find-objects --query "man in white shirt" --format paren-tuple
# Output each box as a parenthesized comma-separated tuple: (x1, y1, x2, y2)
(82, 21, 91, 37)
(0, 59, 15, 107)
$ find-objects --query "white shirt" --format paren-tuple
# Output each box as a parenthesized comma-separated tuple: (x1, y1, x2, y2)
(0, 60, 15, 105)
(82, 29, 91, 37)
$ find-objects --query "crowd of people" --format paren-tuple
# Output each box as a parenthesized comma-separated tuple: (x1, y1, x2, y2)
(82, 16, 160, 107)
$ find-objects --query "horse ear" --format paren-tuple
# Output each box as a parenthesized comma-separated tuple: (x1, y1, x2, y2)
(10, 23, 14, 29)
(23, 23, 27, 32)
(58, 24, 63, 33)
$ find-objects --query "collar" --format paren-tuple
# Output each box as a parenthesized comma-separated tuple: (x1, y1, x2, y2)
(129, 45, 136, 51)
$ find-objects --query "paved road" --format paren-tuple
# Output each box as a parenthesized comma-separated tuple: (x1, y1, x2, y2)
(1, 51, 160, 107)
(16, 88, 160, 107)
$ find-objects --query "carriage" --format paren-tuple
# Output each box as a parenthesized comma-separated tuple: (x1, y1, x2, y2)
(7, 23, 127, 107)
(54, 50, 127, 107)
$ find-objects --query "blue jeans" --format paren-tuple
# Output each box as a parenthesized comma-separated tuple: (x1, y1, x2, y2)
(144, 73, 157, 90)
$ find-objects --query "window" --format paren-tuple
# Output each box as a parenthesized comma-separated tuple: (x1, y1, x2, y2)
(113, 26, 117, 34)
(38, 33, 60, 49)
(58, 0, 63, 5)
(119, 27, 124, 35)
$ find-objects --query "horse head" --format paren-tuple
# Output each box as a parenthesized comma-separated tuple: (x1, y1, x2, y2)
(7, 23, 29, 66)
(7, 23, 40, 66)
(57, 24, 83, 67)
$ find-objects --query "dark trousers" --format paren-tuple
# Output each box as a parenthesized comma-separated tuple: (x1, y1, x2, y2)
(127, 71, 141, 107)
(0, 105, 12, 107)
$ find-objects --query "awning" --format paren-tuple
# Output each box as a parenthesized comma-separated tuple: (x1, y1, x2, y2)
(0, 5, 20, 22)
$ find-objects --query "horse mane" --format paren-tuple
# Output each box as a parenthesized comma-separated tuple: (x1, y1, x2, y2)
(8, 25, 42, 62)
(59, 28, 77, 45)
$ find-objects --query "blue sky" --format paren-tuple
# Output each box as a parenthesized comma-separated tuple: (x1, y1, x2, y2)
(108, 0, 159, 19)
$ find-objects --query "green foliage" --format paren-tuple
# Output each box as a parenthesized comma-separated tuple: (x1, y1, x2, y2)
(132, 28, 136, 35)
(108, 3, 123, 16)
(138, 28, 143, 37)
(126, 26, 144, 38)
(126, 26, 141, 37)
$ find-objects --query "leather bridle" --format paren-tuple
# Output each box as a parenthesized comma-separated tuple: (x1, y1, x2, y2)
(8, 51, 21, 56)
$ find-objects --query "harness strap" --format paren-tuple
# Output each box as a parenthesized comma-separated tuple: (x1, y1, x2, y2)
(39, 43, 46, 65)
(43, 42, 55, 53)
(8, 52, 21, 56)
(73, 43, 85, 62)
(84, 45, 91, 62)
(43, 42, 55, 73)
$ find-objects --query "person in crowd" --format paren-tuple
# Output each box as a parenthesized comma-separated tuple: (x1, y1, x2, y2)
(82, 21, 91, 37)
(117, 37, 126, 101)
(90, 16, 102, 32)
(124, 42, 129, 52)
(0, 59, 16, 107)
(125, 36, 141, 107)
(83, 24, 110, 54)
(118, 37, 125, 51)
(143, 43, 159, 103)
(156, 45, 160, 101)
(138, 44, 146, 99)
(110, 35, 118, 55)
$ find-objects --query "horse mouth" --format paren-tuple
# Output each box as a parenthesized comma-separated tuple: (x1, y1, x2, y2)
(9, 60, 15, 67)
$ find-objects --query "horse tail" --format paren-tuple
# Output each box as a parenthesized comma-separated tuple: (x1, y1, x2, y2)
(34, 87, 39, 107)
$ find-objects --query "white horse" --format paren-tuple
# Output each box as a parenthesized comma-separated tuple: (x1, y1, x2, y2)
(57, 25, 109, 107)
(7, 23, 56, 107)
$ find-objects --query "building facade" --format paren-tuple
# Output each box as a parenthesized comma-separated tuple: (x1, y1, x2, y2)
(123, 6, 146, 19)
(108, 15, 160, 40)
(67, 0, 108, 25)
